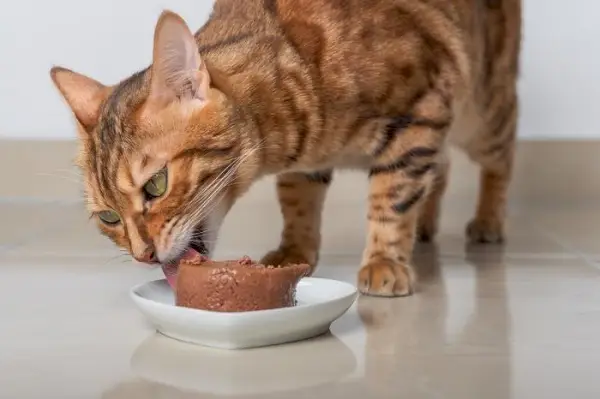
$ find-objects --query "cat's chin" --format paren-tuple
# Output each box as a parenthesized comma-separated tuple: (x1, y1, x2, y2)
(161, 247, 209, 289)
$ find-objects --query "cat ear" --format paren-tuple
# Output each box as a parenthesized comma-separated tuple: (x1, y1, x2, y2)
(50, 67, 109, 131)
(149, 10, 210, 106)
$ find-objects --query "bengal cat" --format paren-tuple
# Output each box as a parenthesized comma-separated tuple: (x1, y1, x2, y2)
(49, 0, 521, 297)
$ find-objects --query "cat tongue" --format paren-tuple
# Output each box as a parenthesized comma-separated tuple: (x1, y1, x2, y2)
(161, 263, 178, 289)
(161, 248, 208, 289)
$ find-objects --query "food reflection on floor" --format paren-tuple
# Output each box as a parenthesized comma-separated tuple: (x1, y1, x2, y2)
(1, 202, 600, 398)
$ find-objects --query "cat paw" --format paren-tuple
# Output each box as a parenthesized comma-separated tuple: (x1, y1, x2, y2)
(260, 247, 317, 273)
(466, 218, 505, 244)
(357, 260, 415, 297)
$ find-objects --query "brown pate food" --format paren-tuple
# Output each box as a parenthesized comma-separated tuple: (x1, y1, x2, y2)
(175, 254, 311, 312)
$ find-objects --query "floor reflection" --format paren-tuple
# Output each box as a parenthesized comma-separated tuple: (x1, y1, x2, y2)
(104, 331, 357, 399)
(342, 243, 511, 398)
(104, 243, 512, 399)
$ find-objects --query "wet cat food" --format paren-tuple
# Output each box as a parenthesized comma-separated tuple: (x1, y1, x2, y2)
(175, 255, 311, 312)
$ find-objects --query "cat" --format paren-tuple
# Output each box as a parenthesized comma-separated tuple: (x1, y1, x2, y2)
(49, 0, 521, 297)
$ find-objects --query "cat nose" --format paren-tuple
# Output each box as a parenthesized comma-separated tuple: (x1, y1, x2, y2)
(134, 247, 158, 264)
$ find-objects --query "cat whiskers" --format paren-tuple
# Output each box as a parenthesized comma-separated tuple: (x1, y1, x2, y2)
(181, 141, 264, 232)
(36, 168, 82, 185)
(103, 250, 133, 266)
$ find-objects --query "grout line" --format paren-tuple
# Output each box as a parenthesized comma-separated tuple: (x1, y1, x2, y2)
(0, 202, 588, 265)
(0, 197, 82, 205)
(211, 250, 580, 262)
(0, 226, 64, 255)
(532, 223, 600, 271)
(0, 211, 87, 256)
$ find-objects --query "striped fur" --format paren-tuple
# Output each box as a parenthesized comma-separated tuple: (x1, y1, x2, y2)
(50, 0, 521, 297)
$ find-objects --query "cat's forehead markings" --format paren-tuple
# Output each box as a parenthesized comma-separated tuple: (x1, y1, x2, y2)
(113, 161, 143, 213)
(116, 161, 136, 193)
(117, 154, 165, 193)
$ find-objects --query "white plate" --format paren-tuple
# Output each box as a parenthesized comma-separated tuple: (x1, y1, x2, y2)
(130, 277, 358, 349)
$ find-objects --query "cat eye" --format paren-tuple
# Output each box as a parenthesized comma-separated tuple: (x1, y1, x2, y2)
(143, 168, 168, 199)
(98, 210, 121, 225)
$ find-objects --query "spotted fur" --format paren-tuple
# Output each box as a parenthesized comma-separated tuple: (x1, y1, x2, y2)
(50, 0, 521, 296)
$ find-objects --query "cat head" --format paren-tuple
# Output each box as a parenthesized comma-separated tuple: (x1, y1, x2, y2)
(50, 11, 260, 264)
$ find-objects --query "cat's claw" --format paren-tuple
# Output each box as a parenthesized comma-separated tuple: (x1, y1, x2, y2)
(357, 261, 415, 297)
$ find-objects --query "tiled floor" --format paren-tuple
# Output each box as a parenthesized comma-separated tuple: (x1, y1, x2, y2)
(2, 201, 600, 398)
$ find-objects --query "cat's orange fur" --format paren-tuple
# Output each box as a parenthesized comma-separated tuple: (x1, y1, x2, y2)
(50, 0, 521, 297)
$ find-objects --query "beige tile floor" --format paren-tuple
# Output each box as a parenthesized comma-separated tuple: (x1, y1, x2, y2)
(1, 200, 600, 399)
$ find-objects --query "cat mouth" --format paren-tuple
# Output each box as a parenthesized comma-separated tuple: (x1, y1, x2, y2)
(189, 239, 209, 258)
(161, 230, 210, 289)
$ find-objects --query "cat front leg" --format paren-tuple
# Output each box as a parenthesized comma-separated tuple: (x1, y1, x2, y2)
(260, 170, 332, 273)
(358, 112, 449, 296)
(359, 158, 435, 296)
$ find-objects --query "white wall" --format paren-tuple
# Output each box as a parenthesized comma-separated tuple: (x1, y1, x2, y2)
(0, 0, 597, 140)
(0, 0, 213, 140)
